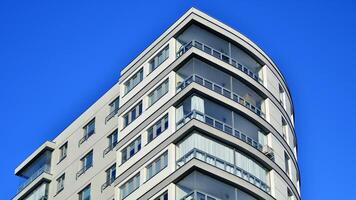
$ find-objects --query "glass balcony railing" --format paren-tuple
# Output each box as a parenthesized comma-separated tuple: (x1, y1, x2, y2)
(177, 148, 270, 193)
(17, 164, 51, 194)
(177, 74, 265, 118)
(176, 110, 274, 161)
(177, 40, 263, 84)
(180, 190, 221, 200)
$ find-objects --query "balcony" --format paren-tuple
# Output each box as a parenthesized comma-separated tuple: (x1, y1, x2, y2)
(105, 108, 119, 123)
(78, 130, 95, 145)
(180, 190, 221, 200)
(103, 142, 118, 156)
(16, 164, 50, 194)
(177, 74, 265, 118)
(177, 40, 263, 84)
(176, 109, 274, 161)
(176, 148, 270, 193)
(101, 177, 115, 192)
(76, 164, 92, 179)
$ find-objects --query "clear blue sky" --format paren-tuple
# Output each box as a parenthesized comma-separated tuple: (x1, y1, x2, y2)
(1, 0, 355, 199)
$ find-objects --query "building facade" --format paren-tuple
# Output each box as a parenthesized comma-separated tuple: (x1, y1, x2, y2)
(13, 8, 300, 200)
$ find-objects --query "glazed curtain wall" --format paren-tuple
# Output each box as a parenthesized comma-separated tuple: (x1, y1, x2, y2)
(176, 132, 268, 184)
(176, 58, 264, 110)
(176, 95, 266, 144)
(176, 24, 262, 74)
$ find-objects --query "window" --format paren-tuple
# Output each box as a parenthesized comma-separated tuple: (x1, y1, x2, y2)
(155, 191, 168, 200)
(124, 68, 144, 94)
(109, 97, 120, 113)
(80, 119, 95, 145)
(148, 79, 169, 106)
(56, 174, 65, 193)
(284, 152, 290, 176)
(282, 117, 288, 141)
(146, 151, 168, 180)
(279, 84, 285, 107)
(148, 114, 169, 143)
(149, 45, 169, 73)
(108, 129, 118, 148)
(121, 136, 141, 163)
(120, 173, 140, 199)
(287, 188, 293, 200)
(123, 101, 143, 127)
(104, 130, 119, 156)
(59, 142, 68, 162)
(78, 150, 93, 177)
(78, 184, 91, 200)
(106, 164, 116, 184)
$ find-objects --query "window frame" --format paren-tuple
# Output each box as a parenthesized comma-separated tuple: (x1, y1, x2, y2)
(147, 114, 169, 143)
(84, 119, 95, 136)
(124, 68, 144, 95)
(123, 101, 143, 128)
(108, 129, 118, 148)
(106, 164, 116, 184)
(121, 136, 141, 164)
(58, 142, 68, 163)
(78, 184, 91, 200)
(120, 173, 140, 200)
(146, 151, 168, 181)
(154, 191, 168, 200)
(109, 96, 120, 112)
(148, 79, 169, 107)
(56, 173, 65, 194)
(81, 150, 93, 170)
(149, 45, 169, 73)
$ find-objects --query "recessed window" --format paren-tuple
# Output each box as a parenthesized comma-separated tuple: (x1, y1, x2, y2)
(123, 101, 143, 128)
(155, 191, 168, 200)
(284, 152, 290, 177)
(79, 119, 95, 145)
(109, 97, 120, 113)
(124, 68, 144, 94)
(56, 173, 65, 193)
(146, 151, 168, 180)
(147, 114, 169, 143)
(120, 173, 140, 200)
(78, 184, 91, 200)
(282, 117, 288, 141)
(148, 79, 169, 106)
(59, 142, 68, 162)
(279, 84, 285, 107)
(149, 45, 169, 73)
(121, 136, 141, 163)
(77, 150, 93, 178)
(287, 188, 293, 200)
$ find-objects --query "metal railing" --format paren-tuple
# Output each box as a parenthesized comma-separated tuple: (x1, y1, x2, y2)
(105, 108, 119, 123)
(177, 40, 263, 84)
(103, 142, 118, 156)
(76, 164, 92, 179)
(78, 130, 95, 145)
(180, 190, 221, 200)
(177, 74, 265, 118)
(101, 177, 115, 192)
(176, 148, 270, 193)
(176, 110, 275, 161)
(17, 164, 51, 194)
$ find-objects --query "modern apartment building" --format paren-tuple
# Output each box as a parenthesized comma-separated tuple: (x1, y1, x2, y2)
(12, 8, 300, 200)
